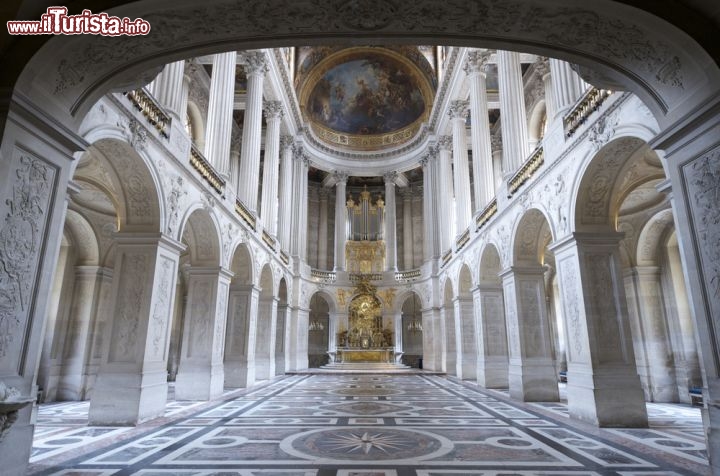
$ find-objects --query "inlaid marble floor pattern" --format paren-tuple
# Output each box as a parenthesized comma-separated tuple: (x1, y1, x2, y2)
(28, 374, 708, 475)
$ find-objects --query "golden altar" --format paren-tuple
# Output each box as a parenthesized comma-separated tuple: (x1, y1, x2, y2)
(336, 348, 395, 363)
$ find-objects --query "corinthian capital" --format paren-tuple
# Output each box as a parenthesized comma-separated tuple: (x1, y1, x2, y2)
(383, 171, 398, 184)
(448, 100, 469, 120)
(280, 135, 294, 150)
(534, 57, 550, 77)
(464, 50, 491, 76)
(437, 135, 453, 151)
(240, 51, 269, 76)
(263, 100, 284, 120)
(333, 170, 349, 183)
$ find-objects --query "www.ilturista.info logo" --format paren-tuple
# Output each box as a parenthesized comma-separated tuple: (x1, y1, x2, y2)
(7, 7, 150, 36)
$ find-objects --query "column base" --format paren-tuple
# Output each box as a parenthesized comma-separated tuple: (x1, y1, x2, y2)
(509, 359, 559, 402)
(477, 357, 509, 388)
(0, 406, 33, 476)
(89, 369, 168, 425)
(254, 357, 273, 381)
(224, 359, 255, 388)
(175, 363, 225, 400)
(566, 365, 648, 427)
(459, 356, 477, 381)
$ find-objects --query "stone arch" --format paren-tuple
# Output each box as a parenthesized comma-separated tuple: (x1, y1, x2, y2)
(512, 208, 554, 267)
(79, 137, 163, 233)
(10, 0, 717, 134)
(637, 208, 675, 266)
(480, 242, 503, 285)
(63, 209, 100, 266)
(229, 243, 255, 286)
(572, 137, 666, 232)
(179, 207, 222, 267)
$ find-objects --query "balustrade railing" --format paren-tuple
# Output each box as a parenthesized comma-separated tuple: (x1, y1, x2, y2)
(476, 198, 498, 230)
(262, 230, 277, 251)
(395, 269, 421, 282)
(508, 146, 544, 195)
(563, 87, 612, 137)
(124, 89, 172, 138)
(189, 144, 225, 195)
(235, 198, 256, 230)
(441, 249, 453, 267)
(311, 269, 336, 282)
(455, 228, 471, 251)
(349, 273, 383, 282)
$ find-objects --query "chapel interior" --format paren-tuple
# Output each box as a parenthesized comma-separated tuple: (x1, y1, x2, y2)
(1, 1, 720, 475)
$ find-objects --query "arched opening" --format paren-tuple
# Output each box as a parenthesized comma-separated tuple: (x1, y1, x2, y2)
(37, 209, 103, 403)
(275, 277, 289, 375)
(456, 264, 478, 380)
(173, 208, 226, 401)
(399, 293, 424, 369)
(505, 208, 559, 402)
(443, 278, 457, 376)
(255, 264, 276, 381)
(308, 293, 331, 368)
(477, 243, 509, 388)
(224, 243, 256, 388)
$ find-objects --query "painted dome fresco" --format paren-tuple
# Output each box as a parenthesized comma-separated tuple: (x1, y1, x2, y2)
(297, 47, 437, 151)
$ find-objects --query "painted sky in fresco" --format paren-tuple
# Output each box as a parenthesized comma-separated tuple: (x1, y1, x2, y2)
(307, 56, 425, 135)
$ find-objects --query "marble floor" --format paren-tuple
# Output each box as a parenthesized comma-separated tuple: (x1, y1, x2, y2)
(28, 374, 708, 475)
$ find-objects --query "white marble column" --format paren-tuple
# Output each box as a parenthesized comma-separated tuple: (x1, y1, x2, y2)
(402, 189, 413, 270)
(90, 234, 184, 425)
(497, 50, 529, 175)
(501, 266, 560, 402)
(318, 188, 329, 269)
(384, 171, 398, 272)
(551, 233, 648, 426)
(204, 52, 236, 178)
(254, 296, 278, 380)
(549, 58, 588, 119)
(421, 150, 440, 260)
(437, 136, 454, 251)
(152, 60, 189, 122)
(333, 172, 348, 271)
(449, 100, 472, 234)
(291, 306, 310, 370)
(290, 144, 309, 260)
(260, 101, 283, 236)
(237, 51, 268, 213)
(624, 266, 679, 402)
(278, 135, 294, 252)
(224, 285, 260, 388)
(465, 50, 495, 210)
(153, 61, 187, 122)
(473, 285, 509, 388)
(491, 134, 504, 194)
(175, 266, 232, 401)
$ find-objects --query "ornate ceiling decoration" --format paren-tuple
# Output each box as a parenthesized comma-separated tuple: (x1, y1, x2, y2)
(297, 47, 436, 152)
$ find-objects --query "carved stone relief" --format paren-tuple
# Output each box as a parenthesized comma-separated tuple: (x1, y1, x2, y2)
(214, 283, 228, 359)
(0, 154, 55, 367)
(150, 257, 175, 360)
(188, 281, 212, 358)
(109, 254, 148, 362)
(559, 257, 585, 361)
(683, 151, 720, 315)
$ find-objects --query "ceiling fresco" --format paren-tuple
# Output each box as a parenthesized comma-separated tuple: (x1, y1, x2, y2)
(297, 47, 436, 151)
